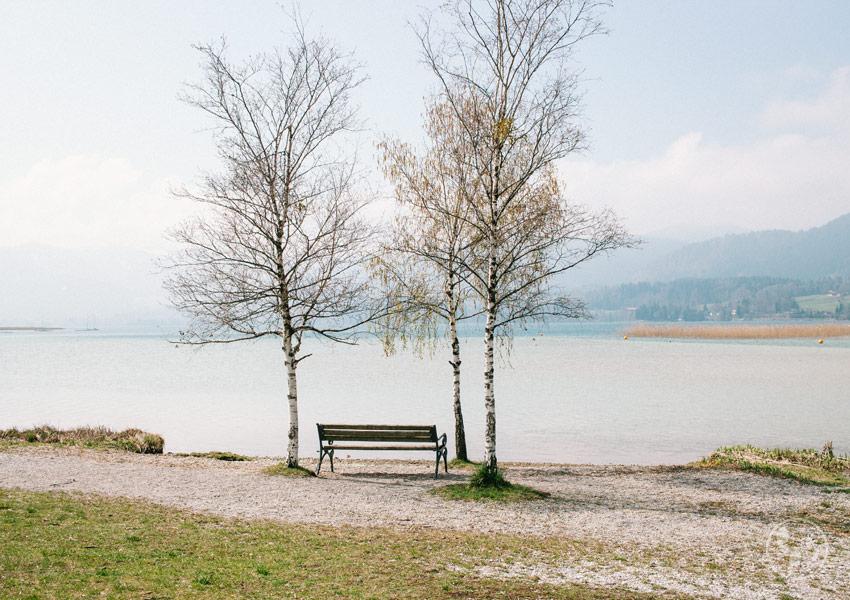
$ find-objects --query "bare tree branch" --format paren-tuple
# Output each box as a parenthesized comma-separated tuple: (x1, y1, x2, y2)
(162, 18, 375, 468)
(416, 0, 633, 474)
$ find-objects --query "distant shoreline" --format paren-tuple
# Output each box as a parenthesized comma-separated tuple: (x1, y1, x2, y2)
(0, 327, 63, 331)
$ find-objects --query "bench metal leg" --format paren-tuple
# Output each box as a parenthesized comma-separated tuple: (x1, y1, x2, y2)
(317, 447, 335, 476)
(435, 447, 449, 479)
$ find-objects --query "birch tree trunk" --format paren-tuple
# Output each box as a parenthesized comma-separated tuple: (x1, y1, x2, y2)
(283, 330, 299, 468)
(449, 314, 468, 461)
(483, 240, 498, 473)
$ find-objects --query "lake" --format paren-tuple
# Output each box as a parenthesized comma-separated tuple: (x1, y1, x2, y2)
(2, 323, 848, 464)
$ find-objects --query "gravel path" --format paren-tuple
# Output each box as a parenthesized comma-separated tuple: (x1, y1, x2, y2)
(2, 447, 848, 600)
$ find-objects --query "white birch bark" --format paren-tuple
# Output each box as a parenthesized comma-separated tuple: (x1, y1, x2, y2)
(283, 332, 299, 467)
(483, 240, 498, 472)
(449, 311, 467, 461)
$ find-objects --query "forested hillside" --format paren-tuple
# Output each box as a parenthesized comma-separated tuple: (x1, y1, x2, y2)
(587, 276, 850, 321)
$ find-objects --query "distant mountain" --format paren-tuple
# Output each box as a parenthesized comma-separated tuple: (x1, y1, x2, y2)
(639, 213, 850, 282)
(0, 245, 181, 329)
(581, 214, 850, 318)
(559, 236, 687, 290)
(5, 213, 849, 327)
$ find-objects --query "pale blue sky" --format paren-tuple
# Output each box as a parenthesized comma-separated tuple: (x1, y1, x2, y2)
(2, 1, 849, 250)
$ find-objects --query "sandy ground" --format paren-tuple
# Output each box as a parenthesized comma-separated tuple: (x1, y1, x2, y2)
(1, 446, 848, 600)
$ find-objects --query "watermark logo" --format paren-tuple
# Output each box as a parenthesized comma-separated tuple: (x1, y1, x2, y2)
(764, 518, 829, 578)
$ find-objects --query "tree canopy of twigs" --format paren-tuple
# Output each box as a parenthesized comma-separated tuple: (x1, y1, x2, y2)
(163, 23, 377, 467)
(374, 99, 484, 461)
(417, 0, 635, 474)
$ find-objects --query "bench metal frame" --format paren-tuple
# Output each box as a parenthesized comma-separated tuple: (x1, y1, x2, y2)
(316, 424, 448, 479)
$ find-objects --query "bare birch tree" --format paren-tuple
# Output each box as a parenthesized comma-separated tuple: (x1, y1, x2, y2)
(418, 0, 634, 475)
(163, 26, 376, 468)
(374, 99, 483, 461)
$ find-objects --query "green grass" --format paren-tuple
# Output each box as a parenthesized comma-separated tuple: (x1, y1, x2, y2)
(432, 464, 551, 502)
(795, 294, 840, 313)
(0, 425, 164, 454)
(0, 488, 693, 600)
(262, 463, 316, 477)
(697, 445, 850, 487)
(433, 482, 550, 502)
(447, 457, 481, 469)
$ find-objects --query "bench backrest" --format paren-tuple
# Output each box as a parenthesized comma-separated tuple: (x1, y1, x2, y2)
(317, 424, 438, 444)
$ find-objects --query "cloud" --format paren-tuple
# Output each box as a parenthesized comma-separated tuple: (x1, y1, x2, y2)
(761, 67, 850, 133)
(560, 66, 850, 239)
(0, 155, 192, 252)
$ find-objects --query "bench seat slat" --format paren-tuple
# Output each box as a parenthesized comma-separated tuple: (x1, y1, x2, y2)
(321, 433, 435, 442)
(323, 444, 438, 451)
(320, 424, 434, 431)
(321, 429, 434, 436)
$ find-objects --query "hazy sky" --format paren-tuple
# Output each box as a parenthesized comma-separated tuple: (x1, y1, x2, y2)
(2, 0, 849, 252)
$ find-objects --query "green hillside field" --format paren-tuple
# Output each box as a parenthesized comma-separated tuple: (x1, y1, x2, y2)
(795, 294, 841, 313)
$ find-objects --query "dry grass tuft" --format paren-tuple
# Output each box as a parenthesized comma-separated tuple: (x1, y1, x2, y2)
(178, 451, 253, 461)
(697, 445, 850, 486)
(623, 322, 850, 340)
(262, 463, 316, 477)
(0, 425, 164, 454)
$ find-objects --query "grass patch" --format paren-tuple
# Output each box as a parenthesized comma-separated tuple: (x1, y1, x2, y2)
(262, 463, 316, 477)
(432, 464, 550, 502)
(469, 463, 514, 488)
(177, 451, 254, 461)
(433, 482, 550, 502)
(697, 445, 850, 487)
(0, 488, 693, 600)
(0, 425, 163, 454)
(623, 322, 850, 339)
(447, 457, 481, 469)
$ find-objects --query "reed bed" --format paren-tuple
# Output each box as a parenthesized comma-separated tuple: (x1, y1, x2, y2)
(624, 322, 850, 340)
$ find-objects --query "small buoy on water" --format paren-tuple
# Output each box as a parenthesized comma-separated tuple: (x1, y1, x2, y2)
(539, 333, 543, 336)
(819, 339, 824, 344)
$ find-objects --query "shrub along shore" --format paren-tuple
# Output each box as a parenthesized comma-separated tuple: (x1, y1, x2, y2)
(0, 425, 551, 500)
(2, 424, 848, 489)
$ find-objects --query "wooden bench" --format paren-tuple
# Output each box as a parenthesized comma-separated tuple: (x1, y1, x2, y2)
(316, 424, 448, 478)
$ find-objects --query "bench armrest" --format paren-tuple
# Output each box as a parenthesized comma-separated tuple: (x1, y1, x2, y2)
(437, 433, 447, 449)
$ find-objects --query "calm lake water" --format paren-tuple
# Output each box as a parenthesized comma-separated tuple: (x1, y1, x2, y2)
(2, 323, 848, 464)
